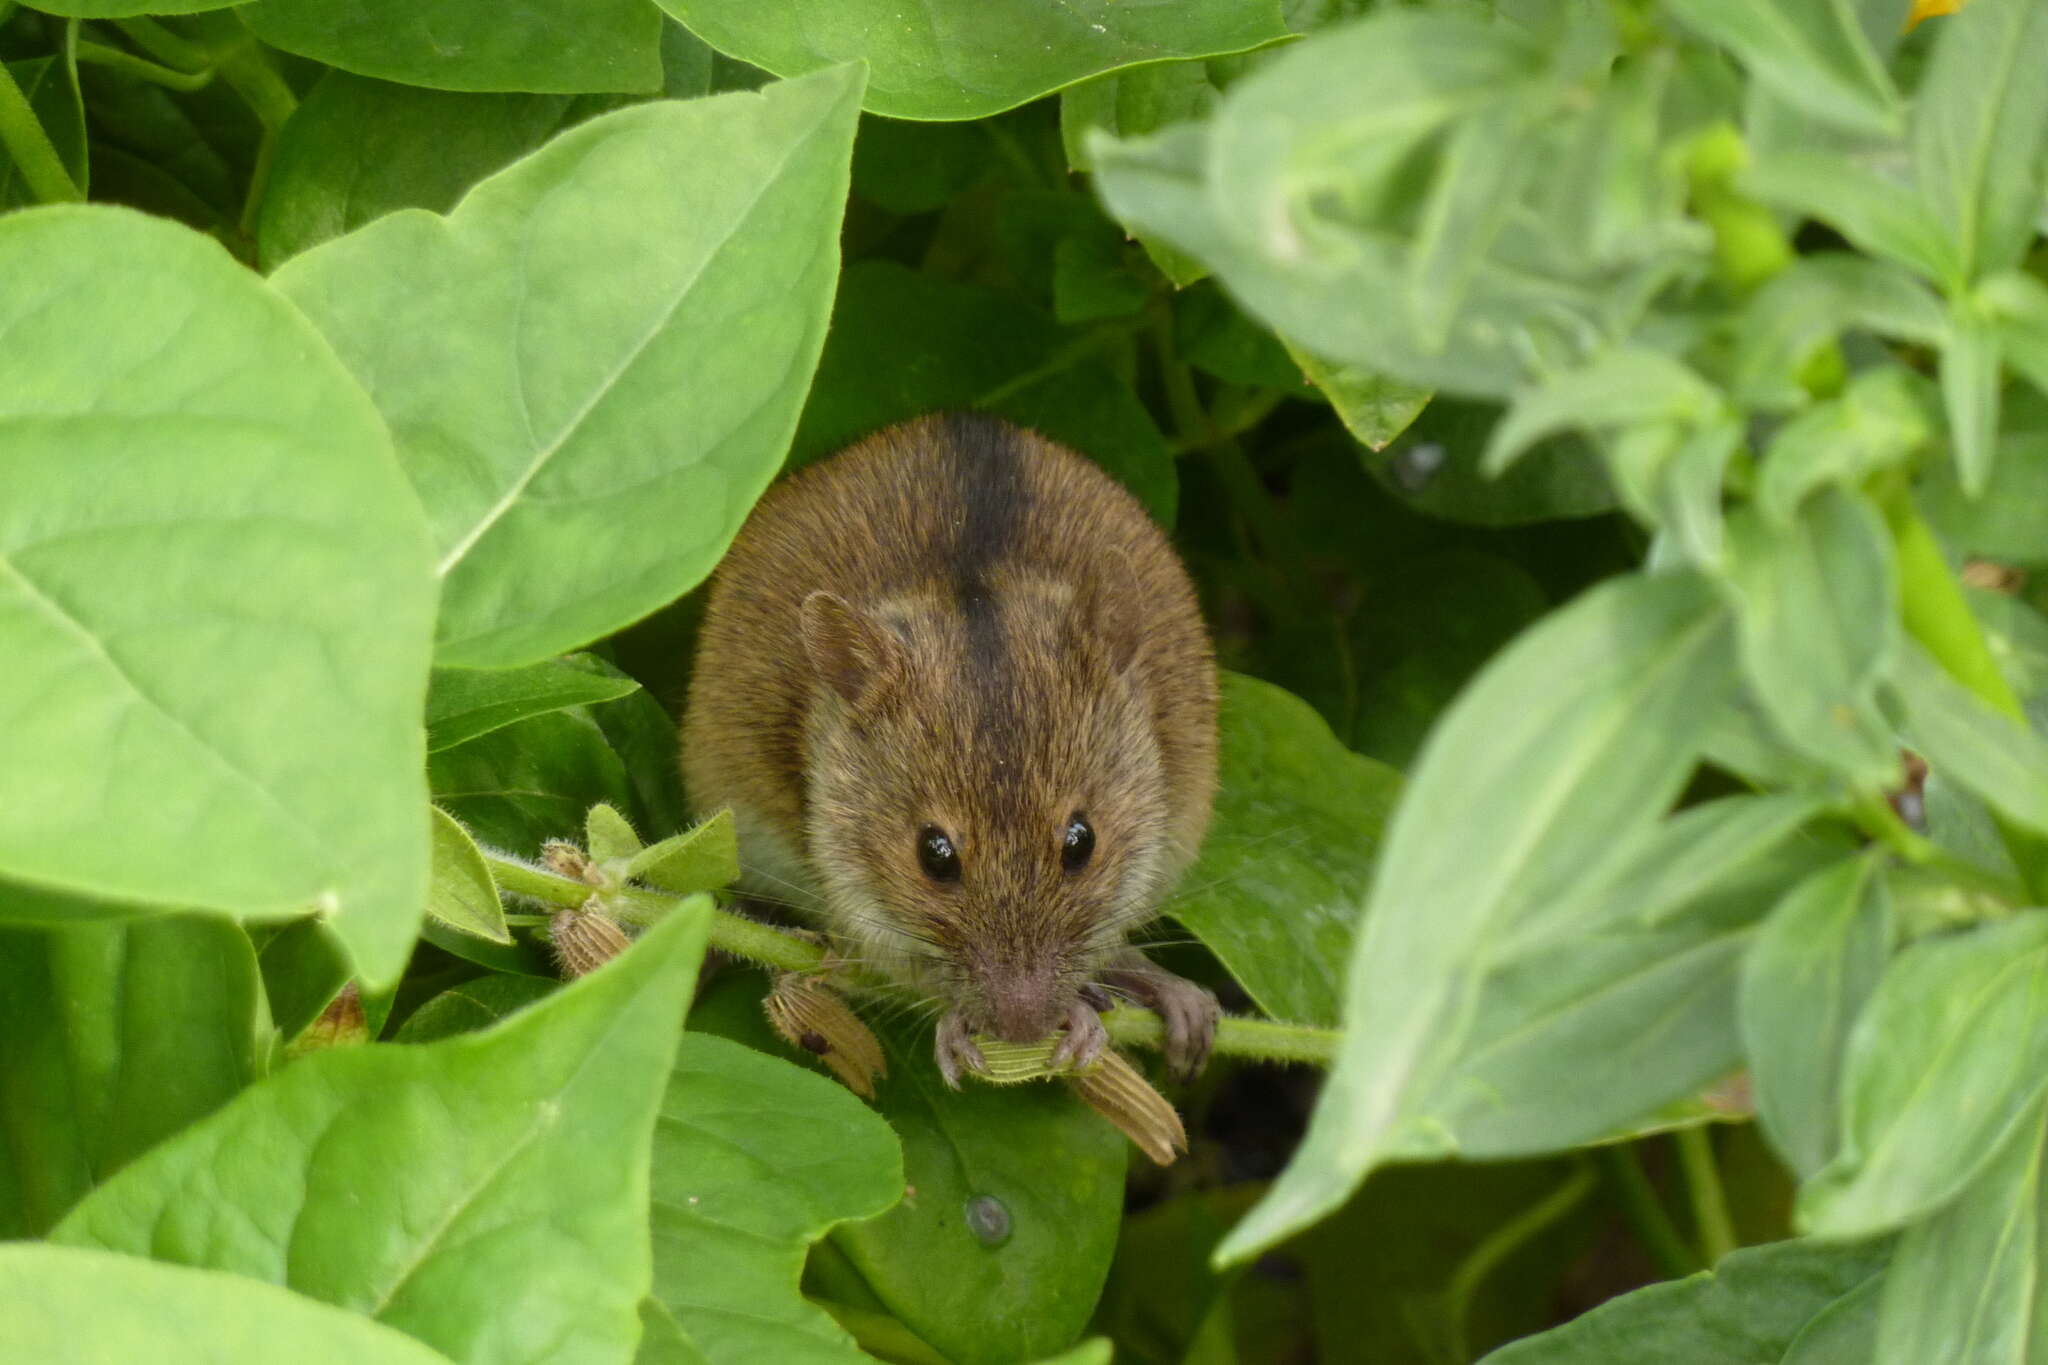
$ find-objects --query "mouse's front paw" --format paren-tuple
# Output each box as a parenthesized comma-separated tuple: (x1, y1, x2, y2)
(1106, 954, 1220, 1084)
(934, 1009, 988, 1089)
(1050, 996, 1110, 1073)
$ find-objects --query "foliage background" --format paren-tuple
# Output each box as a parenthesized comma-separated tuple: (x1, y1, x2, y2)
(4, 0, 2048, 1361)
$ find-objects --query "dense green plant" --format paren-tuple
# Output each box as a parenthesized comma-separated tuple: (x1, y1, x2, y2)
(5, 0, 2048, 1360)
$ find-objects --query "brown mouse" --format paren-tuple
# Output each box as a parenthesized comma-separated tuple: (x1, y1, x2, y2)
(680, 413, 1220, 1087)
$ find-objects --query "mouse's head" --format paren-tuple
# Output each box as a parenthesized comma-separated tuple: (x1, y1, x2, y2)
(798, 578, 1170, 1043)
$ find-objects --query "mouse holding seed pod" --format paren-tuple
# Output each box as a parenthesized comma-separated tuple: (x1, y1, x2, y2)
(681, 413, 1220, 1087)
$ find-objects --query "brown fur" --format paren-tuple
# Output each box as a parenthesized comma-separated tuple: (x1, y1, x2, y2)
(680, 414, 1218, 1046)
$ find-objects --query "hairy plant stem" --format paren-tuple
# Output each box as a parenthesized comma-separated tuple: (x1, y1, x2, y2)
(480, 847, 1342, 1066)
(0, 57, 80, 202)
(1675, 1126, 1738, 1265)
(1599, 1144, 1698, 1280)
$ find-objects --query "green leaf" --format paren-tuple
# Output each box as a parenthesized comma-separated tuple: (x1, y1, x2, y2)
(24, 0, 228, 14)
(273, 68, 865, 668)
(242, 0, 663, 95)
(430, 708, 641, 856)
(587, 801, 644, 865)
(1744, 150, 1954, 284)
(1660, 0, 1901, 137)
(628, 809, 741, 896)
(636, 1300, 713, 1365)
(1941, 298, 2004, 495)
(56, 904, 711, 1365)
(1800, 912, 2048, 1238)
(2, 54, 86, 207)
(1731, 255, 1945, 411)
(1482, 350, 1722, 476)
(1721, 490, 1900, 786)
(1287, 340, 1433, 452)
(587, 671, 695, 842)
(1217, 569, 1737, 1263)
(790, 260, 1177, 524)
(1478, 1236, 1889, 1365)
(1885, 642, 2048, 837)
(0, 1244, 457, 1364)
(1874, 1111, 2048, 1365)
(426, 806, 512, 944)
(1167, 673, 1401, 1026)
(651, 1032, 903, 1364)
(655, 0, 1288, 120)
(255, 918, 354, 1043)
(689, 977, 1124, 1365)
(1739, 853, 1891, 1179)
(426, 655, 642, 753)
(393, 973, 559, 1043)
(1369, 399, 1616, 527)
(1061, 59, 1221, 176)
(1910, 0, 2048, 281)
(1755, 367, 1931, 523)
(0, 913, 262, 1237)
(0, 206, 435, 987)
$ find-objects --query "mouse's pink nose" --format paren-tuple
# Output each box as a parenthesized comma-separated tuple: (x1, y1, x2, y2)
(984, 967, 1064, 1044)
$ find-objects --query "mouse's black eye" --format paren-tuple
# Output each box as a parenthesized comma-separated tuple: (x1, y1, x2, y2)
(1062, 813, 1095, 873)
(917, 826, 961, 882)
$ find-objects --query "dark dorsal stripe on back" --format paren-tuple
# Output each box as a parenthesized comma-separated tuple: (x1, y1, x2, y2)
(944, 412, 1030, 791)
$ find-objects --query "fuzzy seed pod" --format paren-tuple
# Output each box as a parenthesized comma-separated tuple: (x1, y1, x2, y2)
(541, 839, 598, 885)
(551, 903, 629, 977)
(764, 973, 887, 1098)
(1065, 1050, 1188, 1166)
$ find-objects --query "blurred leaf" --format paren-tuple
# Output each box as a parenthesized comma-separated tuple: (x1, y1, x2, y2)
(0, 914, 262, 1238)
(1800, 912, 2048, 1238)
(791, 260, 1176, 523)
(426, 655, 642, 753)
(651, 1032, 903, 1365)
(655, 0, 1288, 120)
(429, 708, 639, 856)
(1061, 58, 1220, 176)
(1744, 149, 1952, 283)
(1755, 367, 1931, 523)
(1731, 255, 1944, 411)
(1176, 282, 1298, 389)
(1218, 570, 1737, 1262)
(1289, 341, 1432, 452)
(1168, 673, 1402, 1026)
(1940, 298, 2003, 495)
(1919, 401, 2048, 561)
(1660, 0, 1901, 137)
(393, 973, 558, 1042)
(1886, 641, 2048, 836)
(1739, 852, 1891, 1179)
(1479, 1236, 1890, 1365)
(426, 805, 512, 944)
(275, 69, 863, 668)
(1721, 490, 1901, 786)
(1370, 399, 1617, 527)
(243, 0, 662, 94)
(690, 976, 1124, 1365)
(849, 114, 988, 213)
(1483, 350, 1722, 475)
(0, 1244, 457, 1364)
(1910, 0, 2048, 280)
(1874, 1111, 2048, 1365)
(0, 207, 434, 987)
(57, 906, 710, 1365)
(1, 53, 85, 206)
(1053, 232, 1153, 324)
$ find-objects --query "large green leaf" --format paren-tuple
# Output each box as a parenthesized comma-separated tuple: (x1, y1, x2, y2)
(1216, 569, 1737, 1263)
(0, 1244, 457, 1364)
(1875, 1112, 2048, 1365)
(1800, 912, 2048, 1238)
(56, 904, 710, 1365)
(1739, 853, 1891, 1180)
(1660, 0, 1900, 137)
(241, 0, 664, 96)
(690, 976, 1124, 1365)
(650, 1032, 903, 1364)
(0, 206, 435, 986)
(1167, 672, 1400, 1026)
(1721, 490, 1900, 786)
(1910, 0, 2048, 282)
(429, 707, 640, 857)
(1479, 1236, 1890, 1365)
(273, 68, 864, 668)
(0, 913, 262, 1237)
(1886, 642, 2048, 837)
(426, 655, 642, 753)
(654, 0, 1288, 120)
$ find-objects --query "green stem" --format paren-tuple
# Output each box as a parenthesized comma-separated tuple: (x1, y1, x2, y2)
(1442, 1162, 1597, 1362)
(478, 848, 1343, 1066)
(1675, 1126, 1739, 1265)
(186, 12, 295, 130)
(1599, 1144, 1698, 1279)
(75, 40, 213, 90)
(0, 58, 81, 202)
(111, 16, 212, 73)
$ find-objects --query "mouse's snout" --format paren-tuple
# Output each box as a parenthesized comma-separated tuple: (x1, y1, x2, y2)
(979, 963, 1068, 1044)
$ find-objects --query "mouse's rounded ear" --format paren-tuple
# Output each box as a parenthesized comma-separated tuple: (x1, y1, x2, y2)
(800, 590, 902, 705)
(1070, 566, 1144, 674)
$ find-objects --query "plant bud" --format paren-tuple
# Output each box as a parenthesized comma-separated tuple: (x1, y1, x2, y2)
(550, 903, 629, 977)
(764, 973, 887, 1098)
(1066, 1050, 1188, 1166)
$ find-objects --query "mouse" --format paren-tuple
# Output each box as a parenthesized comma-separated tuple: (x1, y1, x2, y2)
(680, 412, 1222, 1087)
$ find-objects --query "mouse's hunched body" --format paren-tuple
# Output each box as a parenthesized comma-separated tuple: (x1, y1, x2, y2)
(681, 413, 1220, 1084)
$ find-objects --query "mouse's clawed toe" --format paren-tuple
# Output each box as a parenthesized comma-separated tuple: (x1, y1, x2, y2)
(934, 1009, 987, 1089)
(1051, 996, 1110, 1073)
(1106, 953, 1220, 1084)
